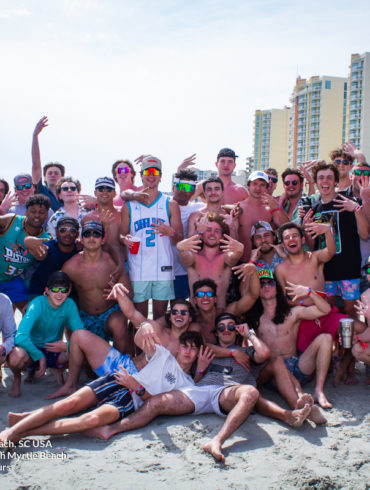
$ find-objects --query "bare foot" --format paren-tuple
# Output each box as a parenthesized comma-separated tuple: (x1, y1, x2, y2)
(313, 391, 332, 409)
(8, 378, 21, 398)
(24, 371, 35, 384)
(8, 412, 30, 426)
(309, 406, 327, 425)
(296, 393, 314, 409)
(82, 425, 114, 440)
(45, 384, 77, 400)
(286, 404, 311, 428)
(0, 428, 20, 445)
(344, 374, 359, 385)
(203, 439, 225, 463)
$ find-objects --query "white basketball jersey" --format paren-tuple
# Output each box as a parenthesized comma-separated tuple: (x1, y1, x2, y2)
(127, 193, 174, 281)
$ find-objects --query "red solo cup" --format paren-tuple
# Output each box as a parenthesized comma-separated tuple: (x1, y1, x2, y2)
(130, 237, 141, 254)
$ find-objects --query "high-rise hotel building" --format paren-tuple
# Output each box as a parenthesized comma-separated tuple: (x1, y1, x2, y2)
(345, 52, 370, 159)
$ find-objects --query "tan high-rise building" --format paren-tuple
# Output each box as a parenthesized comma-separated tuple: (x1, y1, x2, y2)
(287, 76, 347, 166)
(345, 52, 370, 158)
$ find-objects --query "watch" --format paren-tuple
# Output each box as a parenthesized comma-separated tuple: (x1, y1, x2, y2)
(135, 385, 146, 397)
(247, 329, 256, 340)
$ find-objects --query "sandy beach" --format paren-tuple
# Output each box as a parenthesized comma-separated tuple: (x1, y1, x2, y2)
(0, 363, 369, 490)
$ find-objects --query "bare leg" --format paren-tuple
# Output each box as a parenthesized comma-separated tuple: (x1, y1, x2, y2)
(256, 396, 311, 427)
(134, 301, 149, 318)
(84, 390, 194, 440)
(153, 300, 168, 320)
(7, 347, 30, 398)
(258, 357, 299, 409)
(299, 333, 333, 409)
(106, 310, 134, 355)
(46, 330, 111, 399)
(203, 385, 259, 463)
(0, 386, 97, 443)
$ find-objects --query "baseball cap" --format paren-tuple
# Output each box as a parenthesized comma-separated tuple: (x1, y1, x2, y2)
(251, 221, 274, 237)
(56, 217, 79, 230)
(217, 148, 238, 159)
(46, 271, 71, 289)
(141, 156, 162, 172)
(95, 177, 115, 190)
(248, 171, 269, 184)
(81, 220, 104, 237)
(14, 173, 33, 187)
(258, 268, 274, 280)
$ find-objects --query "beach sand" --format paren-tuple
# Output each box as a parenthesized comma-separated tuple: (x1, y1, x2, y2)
(0, 364, 369, 489)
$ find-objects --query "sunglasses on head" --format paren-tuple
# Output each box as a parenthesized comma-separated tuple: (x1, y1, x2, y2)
(16, 184, 32, 191)
(268, 176, 278, 184)
(175, 182, 195, 192)
(82, 230, 103, 238)
(260, 279, 276, 288)
(61, 185, 77, 192)
(142, 167, 160, 176)
(50, 286, 68, 294)
(58, 227, 78, 235)
(96, 186, 113, 192)
(171, 308, 189, 316)
(217, 323, 236, 333)
(117, 167, 131, 175)
(354, 169, 370, 177)
(195, 291, 215, 298)
(334, 158, 351, 166)
(284, 180, 299, 186)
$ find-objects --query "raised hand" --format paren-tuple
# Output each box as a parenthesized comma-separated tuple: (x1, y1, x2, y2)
(285, 281, 311, 301)
(304, 221, 331, 239)
(197, 345, 215, 373)
(333, 194, 359, 213)
(219, 234, 244, 255)
(232, 262, 257, 282)
(33, 116, 48, 136)
(177, 154, 197, 172)
(177, 235, 202, 253)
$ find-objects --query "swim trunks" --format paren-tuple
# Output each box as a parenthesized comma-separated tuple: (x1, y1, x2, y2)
(31, 347, 64, 369)
(284, 356, 312, 385)
(94, 347, 138, 378)
(325, 279, 360, 301)
(79, 304, 121, 340)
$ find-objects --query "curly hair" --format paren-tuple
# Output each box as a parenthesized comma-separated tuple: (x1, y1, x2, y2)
(111, 159, 136, 184)
(192, 278, 217, 297)
(281, 168, 303, 183)
(55, 177, 81, 195)
(329, 147, 354, 164)
(174, 169, 198, 182)
(26, 194, 51, 210)
(312, 161, 339, 184)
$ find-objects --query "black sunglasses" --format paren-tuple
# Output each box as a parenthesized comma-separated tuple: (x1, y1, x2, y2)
(260, 279, 276, 288)
(82, 230, 103, 238)
(334, 158, 351, 166)
(96, 186, 113, 192)
(58, 227, 78, 235)
(284, 180, 299, 186)
(217, 323, 236, 332)
(61, 185, 77, 192)
(171, 309, 189, 316)
(268, 176, 278, 184)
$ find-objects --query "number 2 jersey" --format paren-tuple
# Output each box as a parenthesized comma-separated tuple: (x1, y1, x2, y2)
(0, 215, 50, 283)
(127, 193, 174, 282)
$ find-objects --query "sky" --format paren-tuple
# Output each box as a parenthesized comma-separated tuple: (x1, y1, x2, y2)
(1, 0, 369, 193)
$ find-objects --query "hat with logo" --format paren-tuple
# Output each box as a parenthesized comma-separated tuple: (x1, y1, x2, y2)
(258, 268, 274, 280)
(247, 171, 269, 184)
(141, 156, 162, 172)
(95, 177, 115, 190)
(81, 220, 105, 237)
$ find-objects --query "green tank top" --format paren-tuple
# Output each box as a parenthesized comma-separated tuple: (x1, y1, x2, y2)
(0, 215, 49, 282)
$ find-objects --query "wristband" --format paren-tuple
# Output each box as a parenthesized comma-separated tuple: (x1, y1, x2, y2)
(0, 345, 6, 356)
(249, 260, 256, 265)
(195, 368, 204, 375)
(135, 385, 146, 396)
(229, 349, 235, 357)
(307, 288, 312, 296)
(354, 204, 361, 213)
(270, 207, 280, 215)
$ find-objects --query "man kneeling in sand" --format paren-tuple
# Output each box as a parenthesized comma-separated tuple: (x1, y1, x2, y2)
(0, 331, 212, 445)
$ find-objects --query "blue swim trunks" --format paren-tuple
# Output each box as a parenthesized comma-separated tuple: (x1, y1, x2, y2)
(94, 347, 138, 378)
(284, 356, 312, 385)
(79, 304, 121, 341)
(0, 277, 28, 303)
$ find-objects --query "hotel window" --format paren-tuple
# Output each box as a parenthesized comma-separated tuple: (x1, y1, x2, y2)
(325, 81, 331, 90)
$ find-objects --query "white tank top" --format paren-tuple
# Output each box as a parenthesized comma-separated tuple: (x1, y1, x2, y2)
(127, 193, 174, 281)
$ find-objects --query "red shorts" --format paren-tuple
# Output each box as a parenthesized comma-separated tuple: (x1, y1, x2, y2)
(297, 306, 347, 352)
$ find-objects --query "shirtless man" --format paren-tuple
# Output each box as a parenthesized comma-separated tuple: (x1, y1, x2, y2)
(247, 269, 333, 408)
(177, 213, 243, 309)
(238, 171, 289, 262)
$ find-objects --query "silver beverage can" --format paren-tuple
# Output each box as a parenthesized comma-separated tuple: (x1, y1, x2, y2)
(340, 318, 354, 349)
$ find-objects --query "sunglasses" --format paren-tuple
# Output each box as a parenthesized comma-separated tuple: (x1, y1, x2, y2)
(175, 182, 195, 192)
(354, 169, 370, 177)
(96, 186, 113, 192)
(268, 176, 278, 184)
(142, 168, 160, 176)
(334, 158, 351, 166)
(195, 291, 215, 298)
(260, 279, 276, 288)
(16, 184, 32, 190)
(284, 180, 299, 186)
(50, 286, 68, 294)
(82, 230, 103, 238)
(217, 323, 236, 333)
(61, 185, 77, 192)
(58, 227, 78, 235)
(170, 308, 189, 316)
(117, 167, 131, 174)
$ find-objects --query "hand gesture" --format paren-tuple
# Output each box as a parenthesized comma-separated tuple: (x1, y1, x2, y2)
(219, 213, 237, 230)
(219, 234, 244, 255)
(299, 161, 316, 183)
(354, 298, 370, 321)
(230, 201, 242, 219)
(98, 208, 115, 229)
(358, 174, 370, 199)
(195, 214, 209, 234)
(177, 154, 197, 172)
(232, 262, 257, 282)
(78, 194, 97, 209)
(196, 345, 215, 373)
(285, 281, 311, 301)
(106, 282, 130, 301)
(304, 221, 331, 239)
(271, 243, 288, 259)
(33, 116, 48, 137)
(333, 194, 359, 213)
(249, 246, 262, 262)
(44, 341, 67, 353)
(302, 208, 315, 226)
(134, 155, 151, 165)
(0, 192, 17, 214)
(261, 192, 279, 210)
(235, 322, 250, 337)
(131, 187, 150, 205)
(343, 141, 366, 162)
(113, 366, 138, 390)
(177, 235, 202, 253)
(24, 236, 48, 258)
(35, 356, 47, 378)
(150, 218, 174, 237)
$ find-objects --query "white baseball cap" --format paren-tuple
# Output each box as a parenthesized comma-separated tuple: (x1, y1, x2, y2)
(248, 171, 269, 184)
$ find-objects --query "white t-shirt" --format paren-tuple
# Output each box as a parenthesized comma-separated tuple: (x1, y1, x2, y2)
(132, 344, 194, 409)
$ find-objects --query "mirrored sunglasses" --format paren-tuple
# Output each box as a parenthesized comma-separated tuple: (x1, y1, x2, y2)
(96, 186, 113, 192)
(195, 291, 215, 298)
(284, 180, 299, 186)
(117, 167, 131, 174)
(334, 158, 351, 166)
(354, 169, 370, 177)
(50, 286, 68, 294)
(175, 182, 195, 192)
(217, 323, 236, 332)
(16, 184, 32, 190)
(82, 230, 103, 238)
(61, 185, 77, 192)
(170, 309, 189, 316)
(142, 168, 160, 176)
(58, 227, 78, 235)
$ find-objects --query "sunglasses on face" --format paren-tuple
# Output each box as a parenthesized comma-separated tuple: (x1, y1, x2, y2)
(82, 230, 103, 238)
(96, 186, 113, 192)
(268, 176, 278, 184)
(171, 309, 189, 316)
(354, 169, 370, 177)
(195, 291, 215, 298)
(117, 167, 131, 175)
(175, 182, 195, 192)
(260, 279, 276, 288)
(58, 227, 78, 235)
(334, 158, 351, 166)
(61, 185, 77, 192)
(50, 286, 68, 294)
(142, 168, 160, 176)
(16, 184, 32, 191)
(217, 323, 236, 333)
(284, 180, 299, 186)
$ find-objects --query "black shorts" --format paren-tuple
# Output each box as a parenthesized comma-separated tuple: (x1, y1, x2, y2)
(87, 373, 135, 419)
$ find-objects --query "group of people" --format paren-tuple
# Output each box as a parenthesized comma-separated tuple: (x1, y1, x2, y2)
(0, 116, 369, 462)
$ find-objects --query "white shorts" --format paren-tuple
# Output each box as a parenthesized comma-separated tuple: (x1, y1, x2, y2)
(179, 384, 227, 417)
